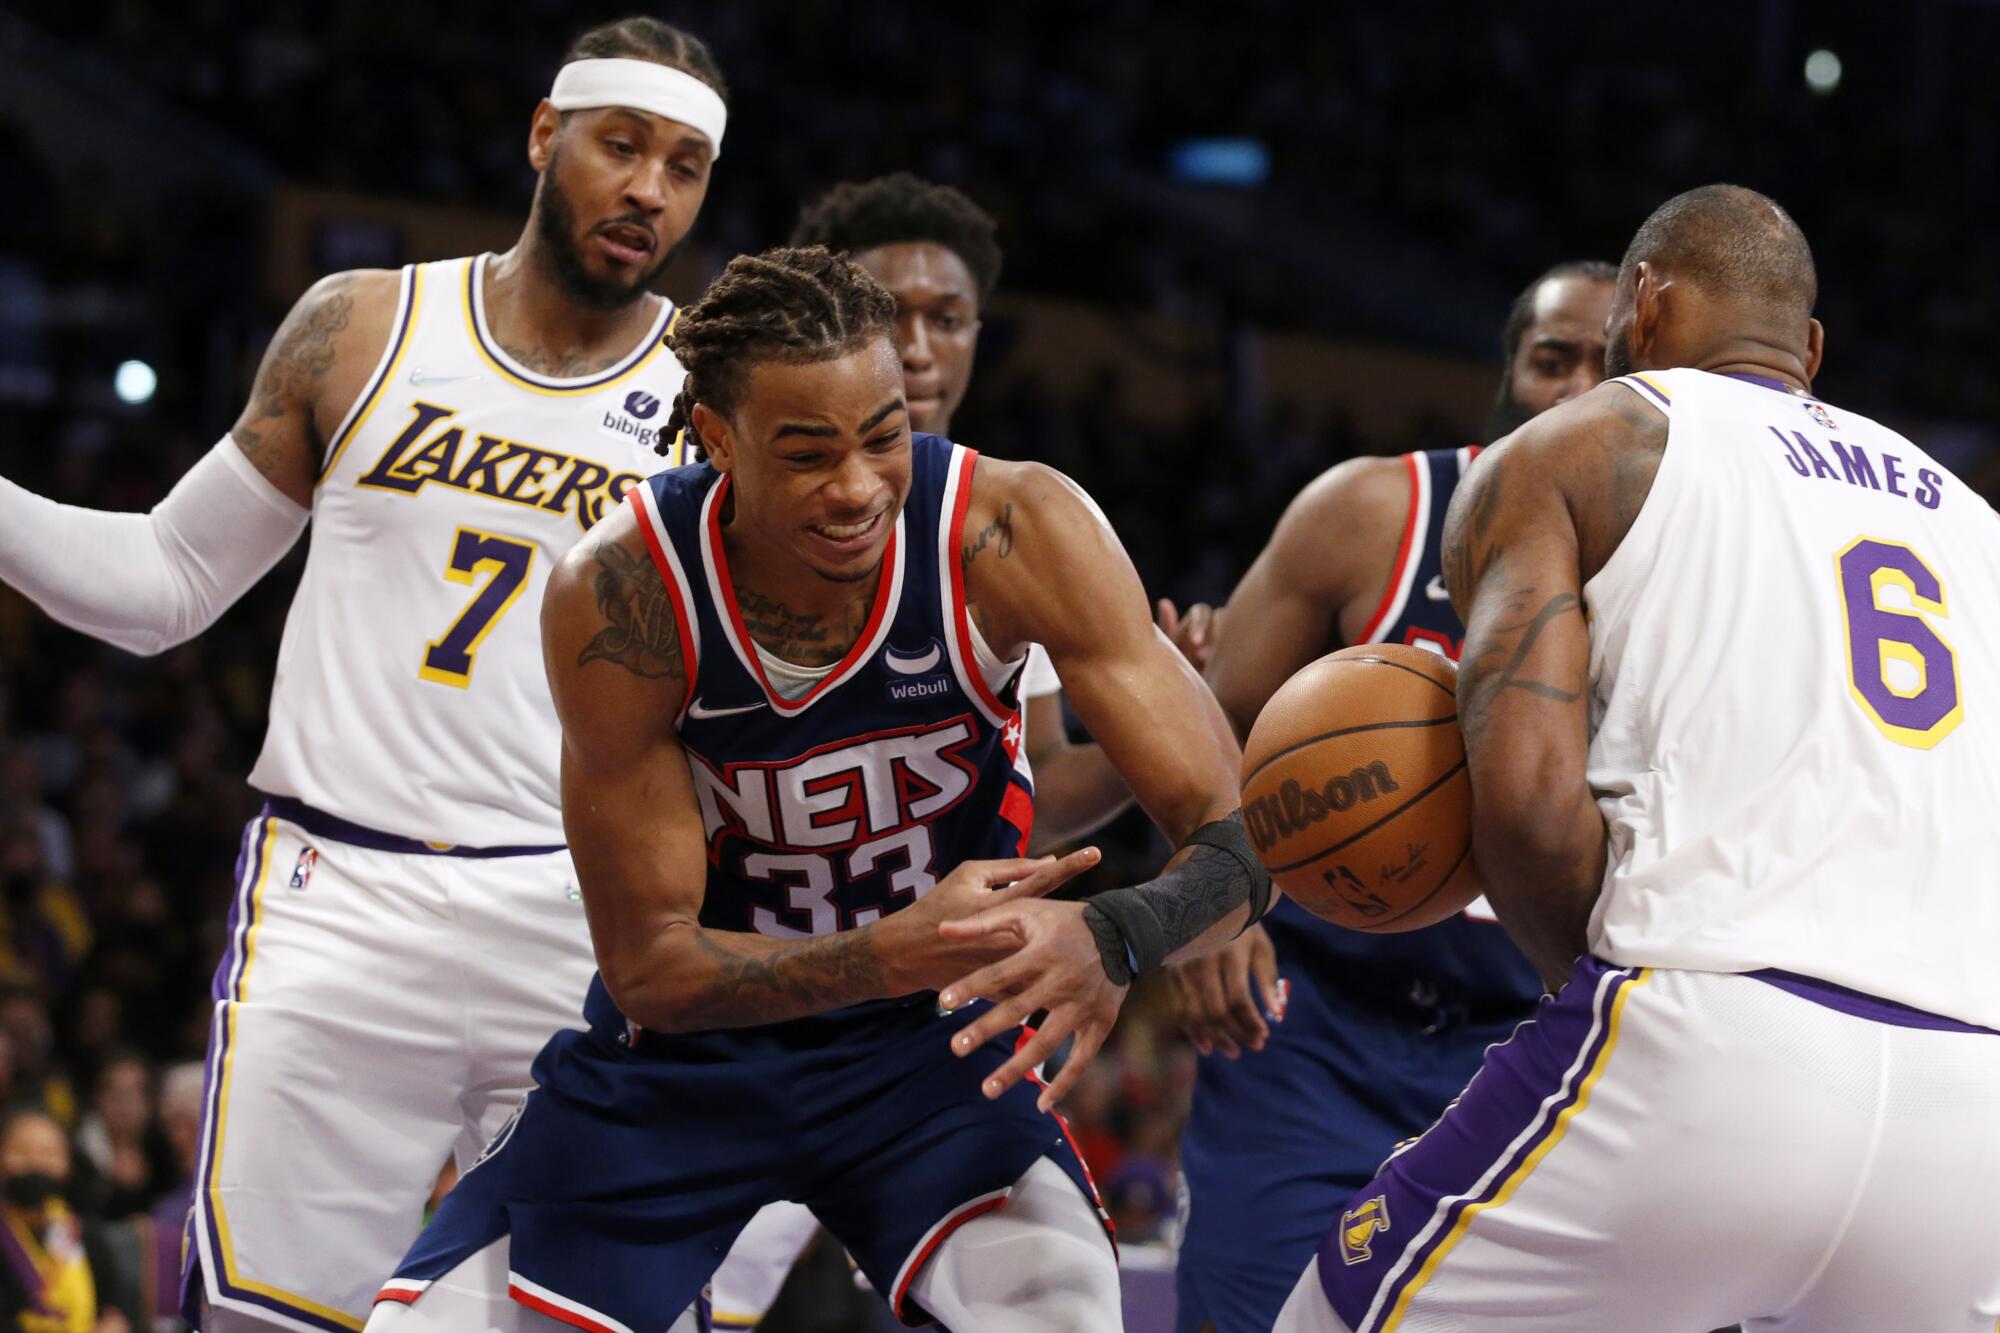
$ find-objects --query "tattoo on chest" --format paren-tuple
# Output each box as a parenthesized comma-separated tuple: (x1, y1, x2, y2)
(737, 588, 868, 668)
(496, 339, 628, 379)
(579, 543, 684, 679)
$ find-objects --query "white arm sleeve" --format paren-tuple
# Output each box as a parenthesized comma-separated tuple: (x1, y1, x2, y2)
(0, 437, 309, 656)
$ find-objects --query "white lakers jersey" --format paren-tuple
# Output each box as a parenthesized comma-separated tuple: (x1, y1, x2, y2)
(250, 254, 694, 846)
(1584, 368, 2000, 1028)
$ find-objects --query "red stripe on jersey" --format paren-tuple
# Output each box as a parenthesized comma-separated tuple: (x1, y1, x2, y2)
(373, 1286, 424, 1306)
(942, 449, 1014, 722)
(508, 1283, 626, 1333)
(889, 1195, 1009, 1322)
(998, 781, 1035, 856)
(628, 489, 700, 720)
(1356, 452, 1423, 644)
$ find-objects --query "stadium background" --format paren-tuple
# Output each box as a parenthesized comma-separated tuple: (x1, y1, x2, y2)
(0, 2, 1994, 1328)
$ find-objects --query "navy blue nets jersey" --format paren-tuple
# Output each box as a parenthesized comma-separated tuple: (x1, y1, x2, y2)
(629, 433, 1034, 965)
(1269, 447, 1545, 1008)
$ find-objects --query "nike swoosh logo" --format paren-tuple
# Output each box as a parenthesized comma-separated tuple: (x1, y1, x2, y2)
(409, 368, 479, 386)
(884, 643, 943, 675)
(686, 697, 769, 719)
(1425, 575, 1451, 601)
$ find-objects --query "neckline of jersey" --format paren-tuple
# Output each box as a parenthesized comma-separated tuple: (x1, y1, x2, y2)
(465, 253, 675, 394)
(1723, 370, 1808, 397)
(702, 472, 904, 714)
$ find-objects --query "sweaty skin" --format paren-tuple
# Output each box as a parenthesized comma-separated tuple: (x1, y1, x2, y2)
(543, 340, 1248, 1110)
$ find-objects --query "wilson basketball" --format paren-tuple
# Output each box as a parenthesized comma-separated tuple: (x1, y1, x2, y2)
(1240, 644, 1480, 932)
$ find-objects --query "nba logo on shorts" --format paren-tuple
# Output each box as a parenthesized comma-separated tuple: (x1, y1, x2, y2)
(1340, 1195, 1391, 1265)
(624, 390, 660, 419)
(288, 846, 319, 891)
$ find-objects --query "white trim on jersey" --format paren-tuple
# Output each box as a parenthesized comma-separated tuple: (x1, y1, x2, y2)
(631, 482, 704, 724)
(1361, 452, 1432, 645)
(697, 477, 907, 716)
(936, 446, 1015, 730)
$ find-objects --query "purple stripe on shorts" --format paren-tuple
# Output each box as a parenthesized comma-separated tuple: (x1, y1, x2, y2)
(1748, 969, 1998, 1035)
(260, 794, 565, 858)
(1314, 957, 1637, 1332)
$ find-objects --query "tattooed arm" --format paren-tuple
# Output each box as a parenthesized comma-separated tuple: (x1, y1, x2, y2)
(542, 505, 1091, 1032)
(1441, 390, 1659, 988)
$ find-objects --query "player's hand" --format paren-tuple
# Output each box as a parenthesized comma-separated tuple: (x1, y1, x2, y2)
(936, 898, 1127, 1112)
(883, 848, 1101, 995)
(1166, 922, 1286, 1058)
(1157, 598, 1223, 669)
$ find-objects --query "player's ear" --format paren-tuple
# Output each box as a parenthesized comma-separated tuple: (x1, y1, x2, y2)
(1803, 318, 1825, 383)
(527, 99, 562, 172)
(1629, 261, 1665, 364)
(691, 403, 735, 473)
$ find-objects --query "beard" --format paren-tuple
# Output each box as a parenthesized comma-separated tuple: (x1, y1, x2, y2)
(534, 153, 684, 311)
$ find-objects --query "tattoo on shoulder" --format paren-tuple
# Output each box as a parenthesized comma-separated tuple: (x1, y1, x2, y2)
(961, 502, 1015, 573)
(234, 276, 355, 472)
(578, 542, 684, 679)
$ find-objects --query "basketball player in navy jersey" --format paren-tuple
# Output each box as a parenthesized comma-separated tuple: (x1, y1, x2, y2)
(368, 246, 1271, 1333)
(1171, 262, 1614, 1333)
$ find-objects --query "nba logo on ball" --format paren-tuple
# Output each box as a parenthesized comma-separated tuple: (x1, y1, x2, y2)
(625, 391, 660, 419)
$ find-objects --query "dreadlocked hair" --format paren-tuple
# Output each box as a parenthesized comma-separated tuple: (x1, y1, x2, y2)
(791, 173, 1002, 305)
(662, 246, 898, 457)
(561, 16, 728, 103)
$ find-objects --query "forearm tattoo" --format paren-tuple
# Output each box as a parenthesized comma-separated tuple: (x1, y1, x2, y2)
(682, 927, 888, 1027)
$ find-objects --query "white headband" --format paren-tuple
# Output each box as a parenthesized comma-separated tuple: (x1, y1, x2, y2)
(550, 58, 727, 158)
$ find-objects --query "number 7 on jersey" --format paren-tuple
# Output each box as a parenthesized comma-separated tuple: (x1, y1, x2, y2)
(421, 528, 536, 688)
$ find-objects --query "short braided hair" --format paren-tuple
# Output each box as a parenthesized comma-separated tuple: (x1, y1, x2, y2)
(791, 173, 1002, 306)
(561, 17, 728, 103)
(662, 246, 898, 456)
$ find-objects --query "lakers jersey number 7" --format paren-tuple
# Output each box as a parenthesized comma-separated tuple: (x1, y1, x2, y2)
(250, 254, 695, 848)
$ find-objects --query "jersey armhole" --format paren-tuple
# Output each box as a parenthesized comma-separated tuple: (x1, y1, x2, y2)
(1355, 452, 1427, 644)
(628, 485, 702, 723)
(938, 447, 1018, 729)
(1611, 373, 1674, 418)
(320, 264, 423, 483)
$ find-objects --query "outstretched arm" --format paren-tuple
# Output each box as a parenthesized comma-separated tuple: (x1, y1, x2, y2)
(1440, 423, 1602, 989)
(544, 502, 1095, 1033)
(0, 272, 397, 654)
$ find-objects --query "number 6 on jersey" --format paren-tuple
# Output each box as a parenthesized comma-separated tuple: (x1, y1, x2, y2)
(1836, 536, 1963, 750)
(421, 528, 536, 688)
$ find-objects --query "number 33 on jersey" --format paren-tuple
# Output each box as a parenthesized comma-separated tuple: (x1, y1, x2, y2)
(248, 255, 694, 849)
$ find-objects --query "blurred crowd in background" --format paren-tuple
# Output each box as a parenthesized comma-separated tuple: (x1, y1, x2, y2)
(0, 2, 1995, 1326)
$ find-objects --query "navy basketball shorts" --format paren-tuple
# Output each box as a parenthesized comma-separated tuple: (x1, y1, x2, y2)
(1175, 961, 1521, 1333)
(379, 998, 1109, 1331)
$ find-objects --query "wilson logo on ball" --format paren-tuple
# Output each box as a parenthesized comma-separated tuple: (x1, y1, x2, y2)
(1245, 761, 1401, 853)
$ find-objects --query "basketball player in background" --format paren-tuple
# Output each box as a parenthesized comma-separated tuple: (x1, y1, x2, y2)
(0, 19, 723, 1331)
(1279, 185, 2000, 1331)
(1173, 262, 1613, 1333)
(368, 246, 1270, 1332)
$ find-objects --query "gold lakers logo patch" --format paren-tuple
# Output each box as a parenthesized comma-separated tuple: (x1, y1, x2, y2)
(1340, 1195, 1391, 1265)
